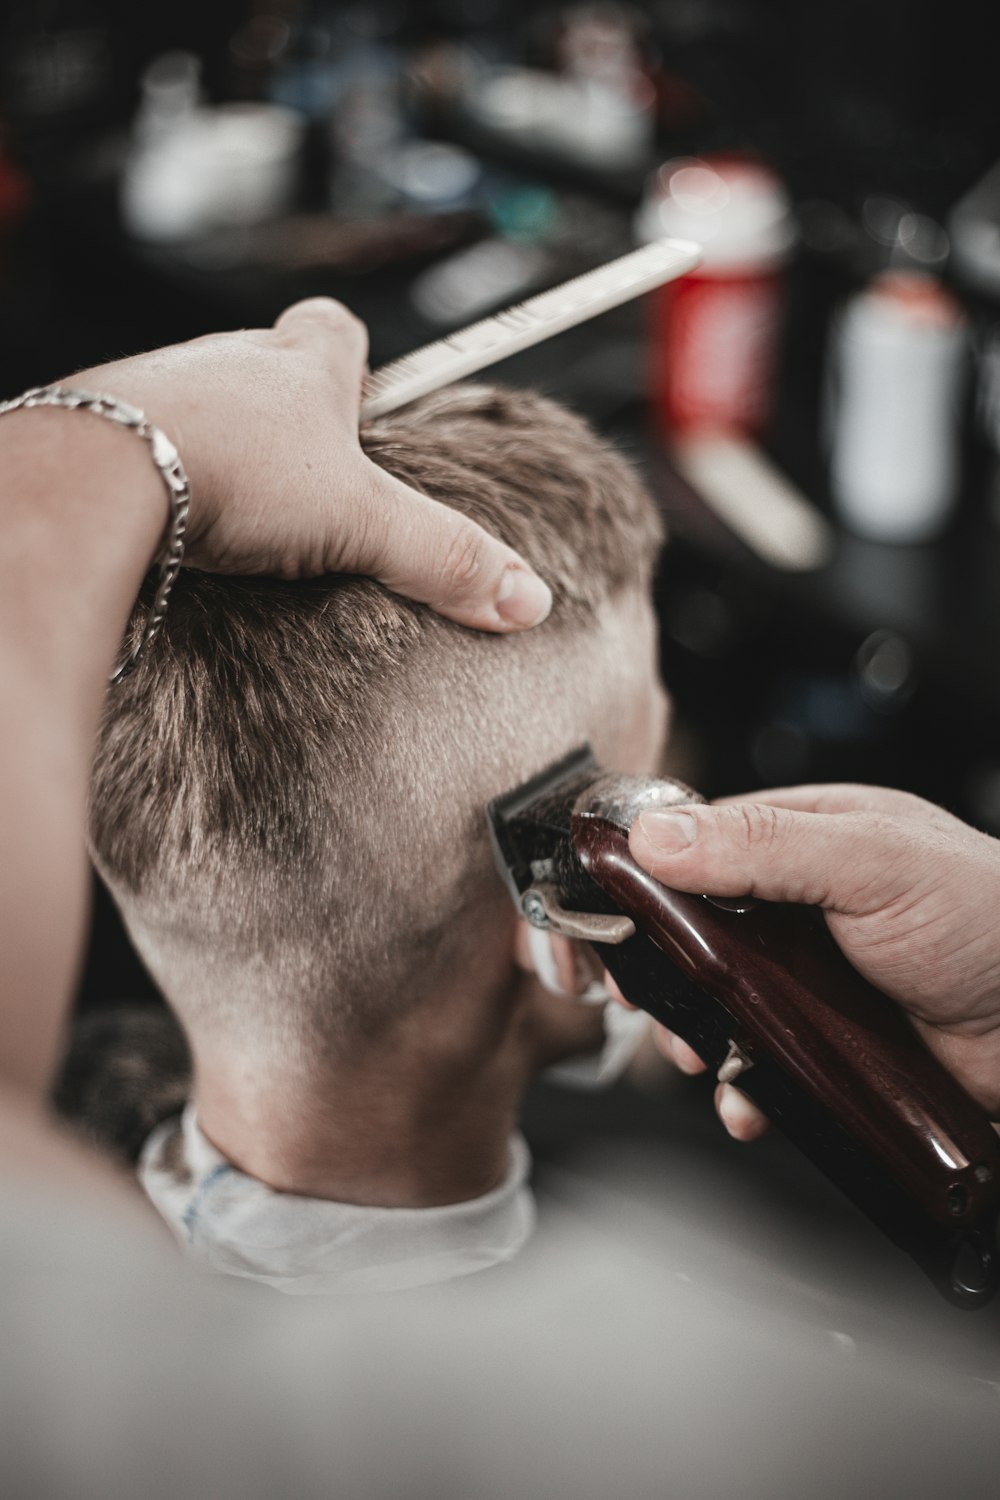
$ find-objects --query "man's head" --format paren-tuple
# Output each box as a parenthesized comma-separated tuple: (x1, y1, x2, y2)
(90, 384, 666, 1078)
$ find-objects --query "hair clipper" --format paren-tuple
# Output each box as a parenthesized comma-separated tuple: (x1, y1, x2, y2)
(487, 746, 1000, 1308)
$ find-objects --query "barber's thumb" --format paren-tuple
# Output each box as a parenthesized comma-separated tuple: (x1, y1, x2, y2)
(364, 471, 553, 633)
(628, 801, 902, 912)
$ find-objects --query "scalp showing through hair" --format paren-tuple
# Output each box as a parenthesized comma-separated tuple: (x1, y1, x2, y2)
(89, 385, 663, 1057)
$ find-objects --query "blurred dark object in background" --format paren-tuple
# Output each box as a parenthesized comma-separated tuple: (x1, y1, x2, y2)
(3, 1, 1000, 1011)
(53, 1002, 191, 1166)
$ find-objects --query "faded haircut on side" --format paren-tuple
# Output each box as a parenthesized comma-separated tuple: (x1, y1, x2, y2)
(89, 385, 664, 1065)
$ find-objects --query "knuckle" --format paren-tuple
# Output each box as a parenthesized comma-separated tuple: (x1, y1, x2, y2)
(827, 782, 870, 809)
(335, 305, 368, 345)
(337, 479, 390, 576)
(321, 298, 367, 340)
(864, 811, 905, 850)
(276, 298, 368, 350)
(841, 812, 912, 908)
(273, 551, 305, 581)
(891, 789, 940, 821)
(865, 784, 921, 815)
(730, 802, 782, 851)
(437, 524, 487, 601)
(301, 295, 348, 322)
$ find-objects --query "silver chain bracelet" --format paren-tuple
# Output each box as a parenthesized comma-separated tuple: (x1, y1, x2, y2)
(0, 383, 191, 683)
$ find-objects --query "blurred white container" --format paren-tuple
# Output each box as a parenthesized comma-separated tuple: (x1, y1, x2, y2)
(208, 105, 305, 226)
(123, 102, 305, 242)
(131, 50, 202, 147)
(470, 67, 654, 170)
(828, 271, 967, 543)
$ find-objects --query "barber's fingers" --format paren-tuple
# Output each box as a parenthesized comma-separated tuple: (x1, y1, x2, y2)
(352, 467, 553, 631)
(651, 1024, 707, 1075)
(654, 1025, 769, 1141)
(608, 978, 709, 1083)
(603, 973, 635, 1010)
(605, 974, 707, 1074)
(273, 296, 369, 384)
(605, 976, 708, 1071)
(609, 980, 770, 1141)
(274, 297, 553, 630)
(714, 781, 958, 830)
(272, 298, 552, 629)
(715, 1083, 770, 1142)
(628, 800, 920, 914)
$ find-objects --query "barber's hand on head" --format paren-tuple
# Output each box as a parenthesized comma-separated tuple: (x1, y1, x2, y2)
(625, 783, 1000, 1139)
(76, 297, 552, 632)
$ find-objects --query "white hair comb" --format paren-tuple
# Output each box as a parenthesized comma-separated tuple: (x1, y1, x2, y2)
(360, 237, 700, 420)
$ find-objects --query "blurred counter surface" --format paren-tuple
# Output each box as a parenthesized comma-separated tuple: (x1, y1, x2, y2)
(522, 1065, 1000, 1369)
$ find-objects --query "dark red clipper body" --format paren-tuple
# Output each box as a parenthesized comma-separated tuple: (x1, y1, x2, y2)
(488, 746, 1000, 1308)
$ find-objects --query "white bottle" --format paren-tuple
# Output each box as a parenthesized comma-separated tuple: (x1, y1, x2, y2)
(827, 271, 967, 543)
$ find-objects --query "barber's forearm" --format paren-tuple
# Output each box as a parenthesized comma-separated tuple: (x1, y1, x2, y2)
(0, 407, 165, 1094)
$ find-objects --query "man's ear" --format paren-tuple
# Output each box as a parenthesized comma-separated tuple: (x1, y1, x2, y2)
(513, 919, 587, 997)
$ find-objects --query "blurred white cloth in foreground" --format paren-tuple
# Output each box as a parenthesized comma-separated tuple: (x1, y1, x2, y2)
(5, 1130, 1000, 1500)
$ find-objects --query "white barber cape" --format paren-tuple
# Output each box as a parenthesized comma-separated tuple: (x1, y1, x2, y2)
(141, 1104, 535, 1295)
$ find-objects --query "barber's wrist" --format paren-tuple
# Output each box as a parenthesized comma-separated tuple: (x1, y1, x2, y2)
(1, 402, 165, 553)
(0, 405, 167, 689)
(72, 361, 213, 522)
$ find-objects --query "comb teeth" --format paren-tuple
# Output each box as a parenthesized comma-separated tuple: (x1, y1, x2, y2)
(360, 237, 701, 420)
(362, 344, 449, 397)
(494, 303, 536, 332)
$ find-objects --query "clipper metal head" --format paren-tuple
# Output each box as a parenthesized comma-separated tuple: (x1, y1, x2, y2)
(487, 745, 635, 944)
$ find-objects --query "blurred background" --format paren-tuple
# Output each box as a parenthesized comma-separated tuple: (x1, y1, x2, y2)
(2, 0, 1000, 1009)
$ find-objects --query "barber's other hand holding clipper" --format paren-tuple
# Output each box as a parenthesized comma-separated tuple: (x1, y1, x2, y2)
(626, 784, 1000, 1139)
(75, 297, 552, 632)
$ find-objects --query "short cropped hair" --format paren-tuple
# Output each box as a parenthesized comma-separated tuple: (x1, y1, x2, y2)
(90, 385, 663, 1062)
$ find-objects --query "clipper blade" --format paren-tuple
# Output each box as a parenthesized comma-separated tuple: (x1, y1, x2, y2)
(487, 744, 597, 909)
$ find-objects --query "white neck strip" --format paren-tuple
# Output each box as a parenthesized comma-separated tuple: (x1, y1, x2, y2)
(140, 1104, 535, 1295)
